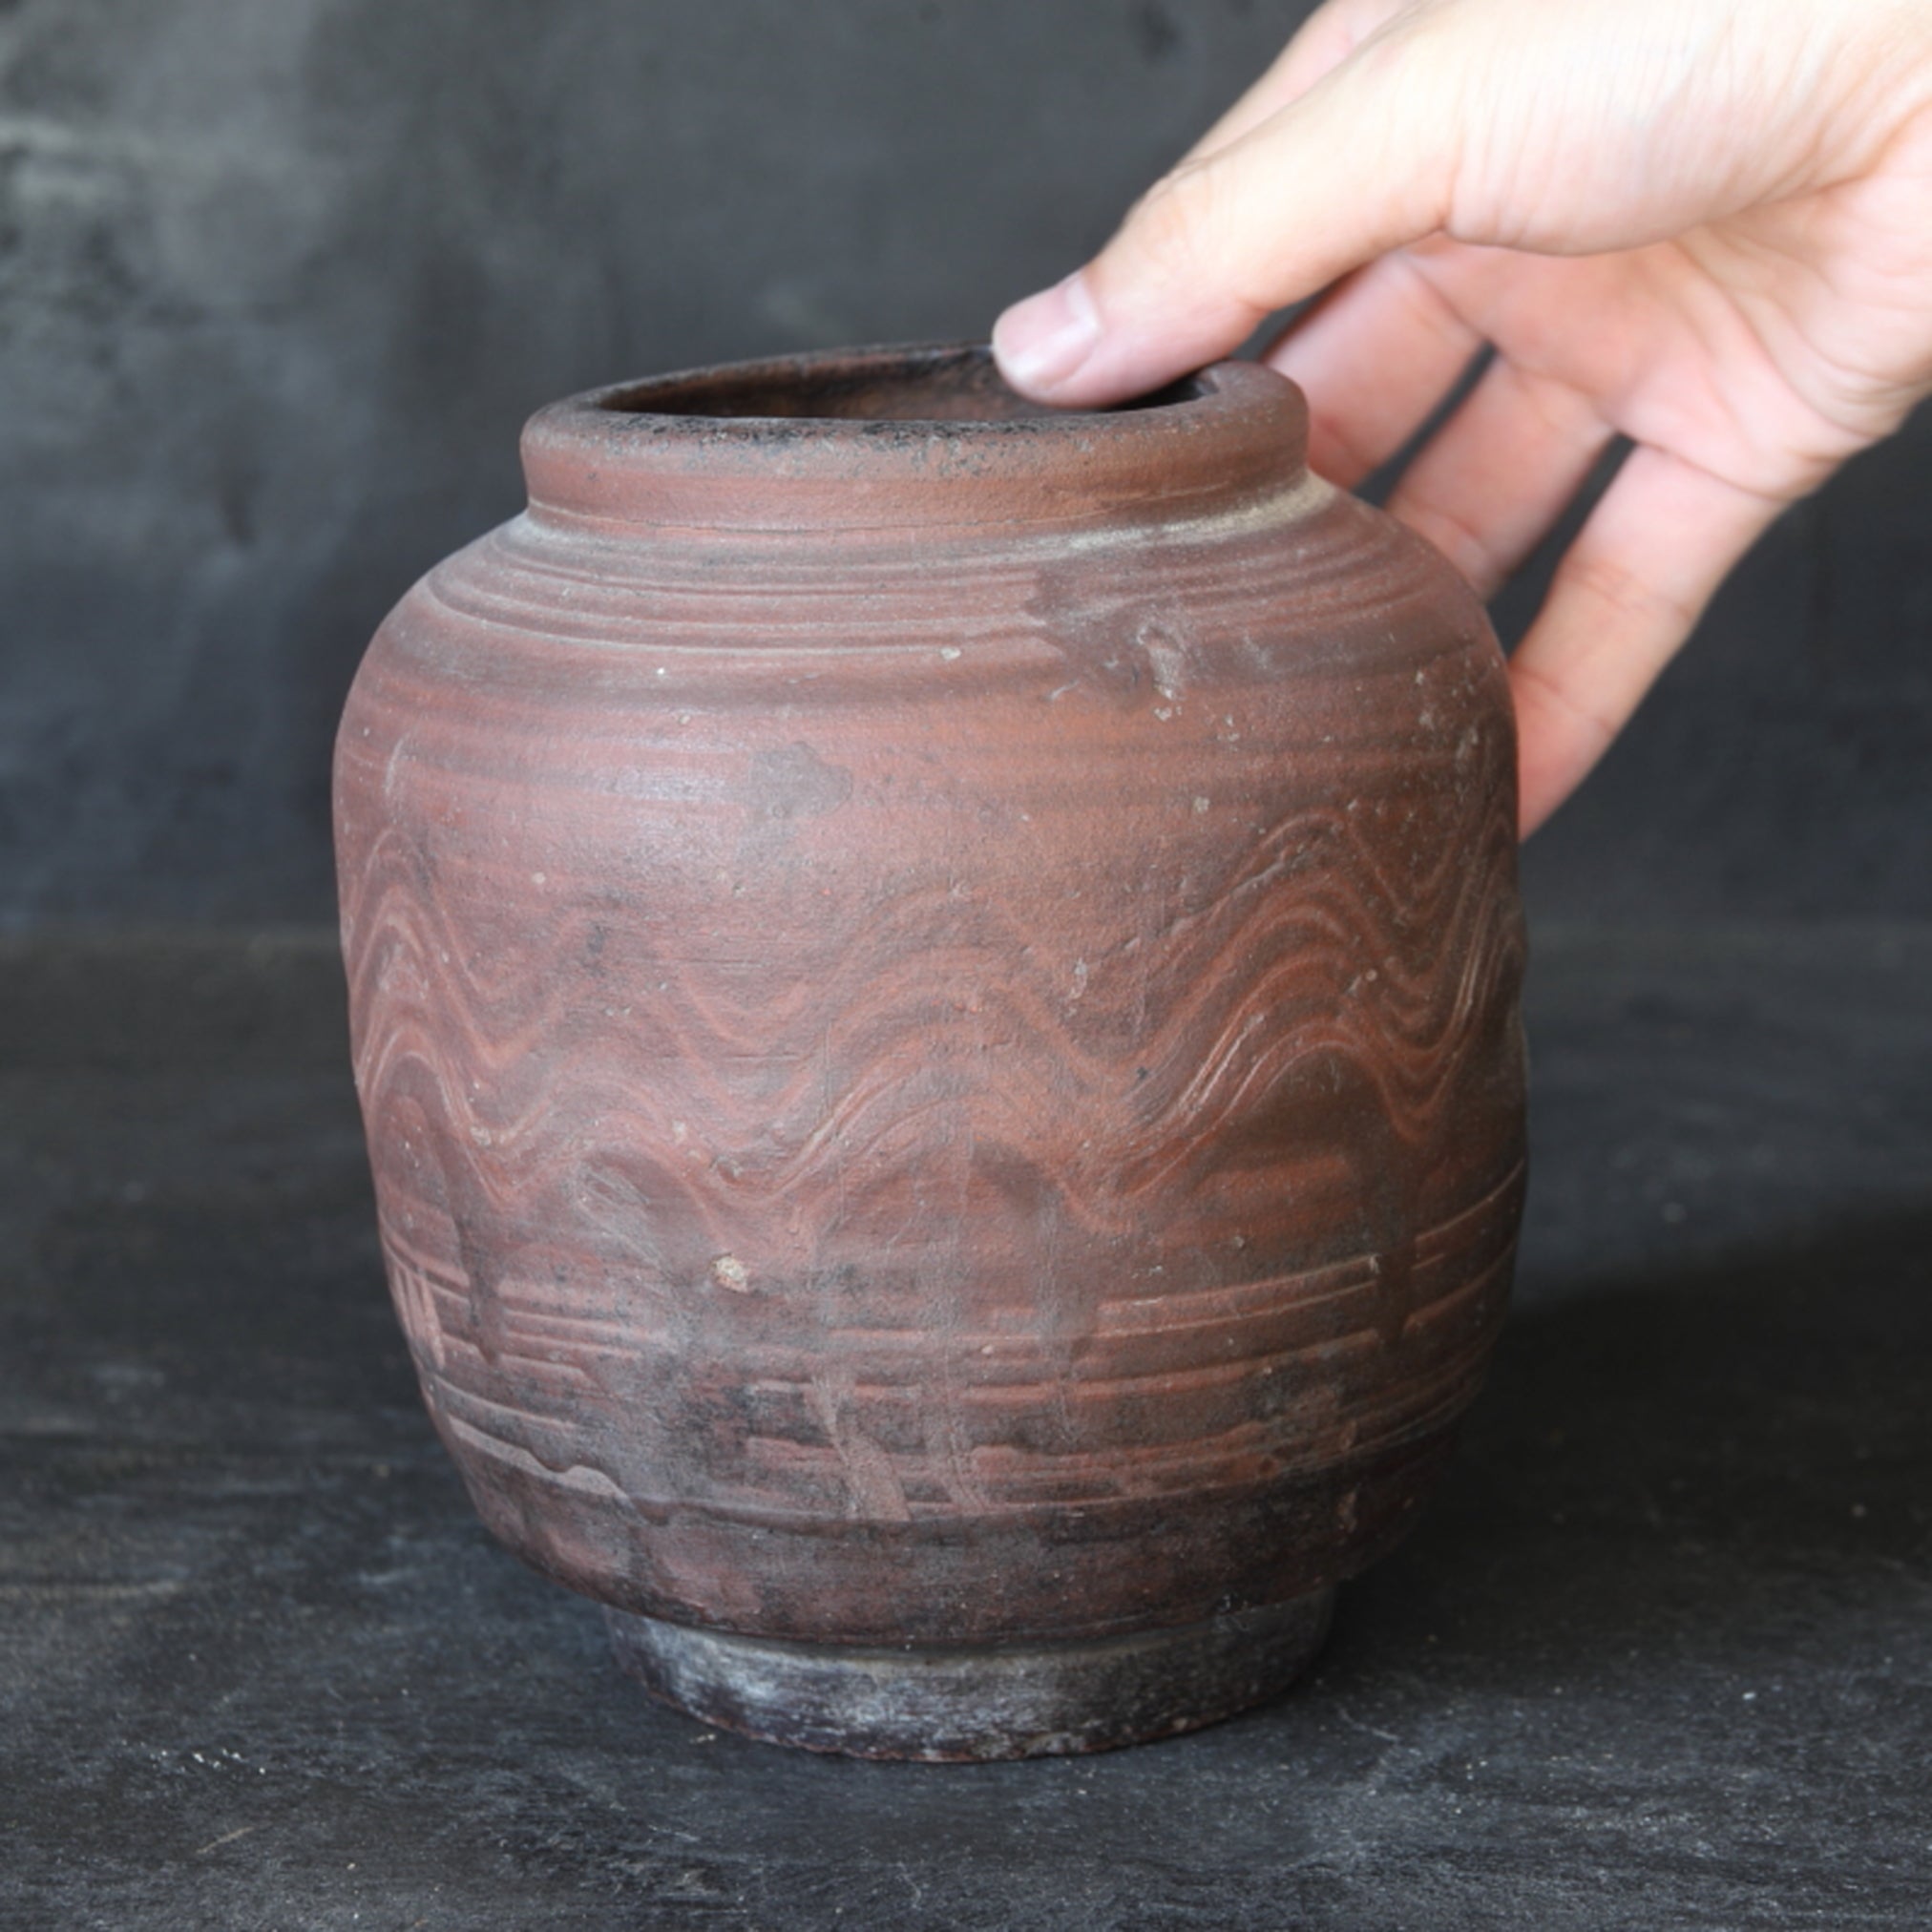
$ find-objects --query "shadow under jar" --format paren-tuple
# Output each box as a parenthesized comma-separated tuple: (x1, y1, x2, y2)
(334, 343, 1527, 1759)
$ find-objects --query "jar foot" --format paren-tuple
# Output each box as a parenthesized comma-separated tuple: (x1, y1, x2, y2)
(604, 1588, 1335, 1760)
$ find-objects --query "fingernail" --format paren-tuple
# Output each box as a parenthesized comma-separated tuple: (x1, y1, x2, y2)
(993, 272, 1101, 394)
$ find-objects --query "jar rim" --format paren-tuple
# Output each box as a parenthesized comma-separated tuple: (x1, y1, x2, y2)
(519, 341, 1310, 536)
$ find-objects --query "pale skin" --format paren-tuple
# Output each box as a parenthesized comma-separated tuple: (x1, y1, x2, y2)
(992, 0, 1932, 834)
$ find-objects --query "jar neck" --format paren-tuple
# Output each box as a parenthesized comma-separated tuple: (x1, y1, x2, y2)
(517, 343, 1312, 540)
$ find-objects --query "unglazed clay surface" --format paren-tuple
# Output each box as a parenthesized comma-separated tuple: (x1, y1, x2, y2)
(335, 344, 1525, 1701)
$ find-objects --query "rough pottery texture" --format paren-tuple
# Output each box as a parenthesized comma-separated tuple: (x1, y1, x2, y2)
(334, 344, 1527, 1756)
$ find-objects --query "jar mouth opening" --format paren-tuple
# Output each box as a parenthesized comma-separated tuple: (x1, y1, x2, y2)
(521, 343, 1307, 534)
(587, 343, 1210, 430)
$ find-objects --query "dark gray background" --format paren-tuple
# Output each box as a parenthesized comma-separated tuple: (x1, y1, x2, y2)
(6, 10, 1929, 1924)
(2, 0, 1926, 926)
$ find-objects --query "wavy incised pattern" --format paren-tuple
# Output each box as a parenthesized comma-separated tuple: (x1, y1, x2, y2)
(346, 788, 1513, 1217)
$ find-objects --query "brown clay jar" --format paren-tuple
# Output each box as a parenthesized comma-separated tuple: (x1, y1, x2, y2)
(334, 343, 1526, 1759)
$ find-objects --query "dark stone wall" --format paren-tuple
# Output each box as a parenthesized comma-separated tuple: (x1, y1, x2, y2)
(2, 0, 1925, 926)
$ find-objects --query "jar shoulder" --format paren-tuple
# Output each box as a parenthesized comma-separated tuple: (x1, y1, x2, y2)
(344, 482, 1503, 727)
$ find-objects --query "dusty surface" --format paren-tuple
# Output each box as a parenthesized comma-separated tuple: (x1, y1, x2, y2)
(4, 923, 1929, 1928)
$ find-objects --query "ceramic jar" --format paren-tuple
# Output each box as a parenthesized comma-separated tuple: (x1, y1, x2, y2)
(334, 343, 1526, 1758)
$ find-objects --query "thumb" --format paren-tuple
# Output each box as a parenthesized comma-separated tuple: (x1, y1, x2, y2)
(994, 15, 1456, 407)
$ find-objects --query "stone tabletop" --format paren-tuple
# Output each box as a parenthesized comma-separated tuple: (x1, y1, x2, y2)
(5, 924, 1928, 1930)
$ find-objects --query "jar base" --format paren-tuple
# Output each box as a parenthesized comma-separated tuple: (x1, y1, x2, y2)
(604, 1588, 1336, 1760)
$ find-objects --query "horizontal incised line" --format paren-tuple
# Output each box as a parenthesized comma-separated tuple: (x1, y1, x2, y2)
(420, 1245, 1508, 1474)
(431, 1354, 1489, 1524)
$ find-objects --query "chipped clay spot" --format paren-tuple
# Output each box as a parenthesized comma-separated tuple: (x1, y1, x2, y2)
(746, 742, 853, 823)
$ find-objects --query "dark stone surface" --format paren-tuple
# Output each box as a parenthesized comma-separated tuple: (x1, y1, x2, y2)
(4, 923, 1929, 1928)
(2, 0, 1927, 930)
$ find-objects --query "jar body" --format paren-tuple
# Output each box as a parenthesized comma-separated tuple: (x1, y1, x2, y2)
(334, 346, 1525, 1754)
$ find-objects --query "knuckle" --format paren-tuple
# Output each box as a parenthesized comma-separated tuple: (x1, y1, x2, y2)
(1404, 499, 1505, 596)
(1119, 159, 1282, 323)
(1563, 549, 1697, 637)
(1511, 659, 1618, 750)
(1122, 163, 1227, 289)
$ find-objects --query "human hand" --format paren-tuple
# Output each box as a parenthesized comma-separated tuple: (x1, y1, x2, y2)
(993, 0, 1932, 833)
